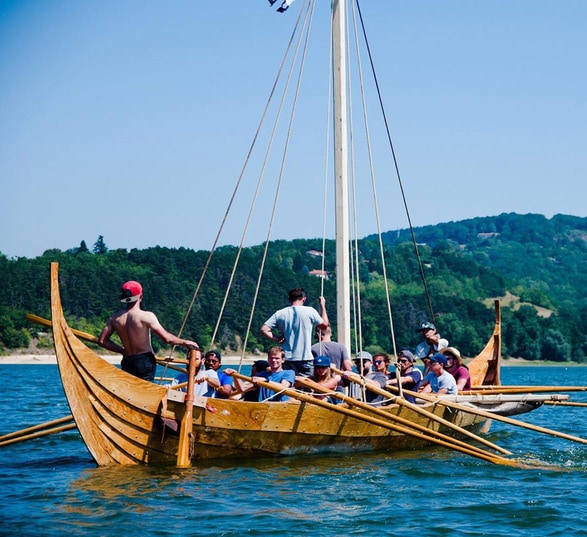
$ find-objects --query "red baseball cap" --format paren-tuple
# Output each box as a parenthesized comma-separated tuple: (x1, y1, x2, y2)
(120, 281, 143, 303)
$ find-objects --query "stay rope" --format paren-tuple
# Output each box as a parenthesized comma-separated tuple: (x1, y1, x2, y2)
(353, 0, 436, 326)
(348, 0, 398, 360)
(235, 0, 317, 371)
(170, 0, 313, 360)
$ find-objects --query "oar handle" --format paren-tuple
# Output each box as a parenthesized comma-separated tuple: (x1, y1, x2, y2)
(230, 371, 287, 397)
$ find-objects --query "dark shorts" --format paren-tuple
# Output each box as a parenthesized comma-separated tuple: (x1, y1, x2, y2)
(121, 352, 157, 382)
(283, 360, 313, 377)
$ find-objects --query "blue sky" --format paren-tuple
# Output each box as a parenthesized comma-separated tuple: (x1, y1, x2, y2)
(1, 1, 586, 259)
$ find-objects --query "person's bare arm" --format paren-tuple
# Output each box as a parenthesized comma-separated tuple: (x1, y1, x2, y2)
(224, 369, 254, 394)
(218, 381, 233, 397)
(342, 371, 384, 394)
(98, 321, 126, 354)
(456, 378, 468, 391)
(260, 324, 285, 344)
(426, 334, 440, 346)
(195, 373, 220, 390)
(147, 313, 199, 349)
(401, 376, 416, 388)
(279, 378, 293, 389)
(317, 296, 329, 329)
(364, 377, 382, 389)
(321, 376, 340, 392)
(419, 382, 432, 394)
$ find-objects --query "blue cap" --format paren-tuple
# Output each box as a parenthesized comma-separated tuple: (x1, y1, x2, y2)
(314, 355, 331, 367)
(429, 353, 447, 366)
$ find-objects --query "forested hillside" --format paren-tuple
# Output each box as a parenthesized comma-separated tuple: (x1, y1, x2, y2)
(377, 213, 587, 309)
(1, 213, 586, 362)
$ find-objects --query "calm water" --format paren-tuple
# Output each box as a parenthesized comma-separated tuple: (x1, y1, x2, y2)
(1, 365, 587, 537)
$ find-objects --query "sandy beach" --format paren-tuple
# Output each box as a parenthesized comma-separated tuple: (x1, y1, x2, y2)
(0, 353, 563, 367)
(0, 354, 122, 365)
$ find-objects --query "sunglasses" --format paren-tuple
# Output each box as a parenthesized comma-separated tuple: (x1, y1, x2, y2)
(398, 359, 409, 364)
(373, 360, 385, 364)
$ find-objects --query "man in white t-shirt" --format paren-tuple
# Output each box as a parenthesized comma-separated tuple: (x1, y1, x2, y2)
(415, 321, 448, 376)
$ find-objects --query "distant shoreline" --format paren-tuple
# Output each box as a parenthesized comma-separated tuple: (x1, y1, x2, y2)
(0, 353, 257, 366)
(0, 353, 582, 367)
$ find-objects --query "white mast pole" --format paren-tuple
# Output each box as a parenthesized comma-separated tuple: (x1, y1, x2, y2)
(332, 0, 351, 349)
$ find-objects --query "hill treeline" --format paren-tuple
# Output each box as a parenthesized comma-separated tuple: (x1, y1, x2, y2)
(1, 213, 586, 362)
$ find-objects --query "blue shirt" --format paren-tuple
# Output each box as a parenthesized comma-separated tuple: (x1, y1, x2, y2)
(217, 370, 233, 387)
(264, 305, 323, 361)
(258, 369, 296, 402)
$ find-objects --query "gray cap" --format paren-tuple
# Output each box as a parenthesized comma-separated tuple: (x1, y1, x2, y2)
(354, 351, 373, 362)
(398, 349, 415, 362)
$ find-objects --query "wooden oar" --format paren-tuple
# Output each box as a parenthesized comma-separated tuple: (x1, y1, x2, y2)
(544, 400, 587, 408)
(0, 414, 75, 443)
(295, 376, 510, 458)
(177, 348, 199, 467)
(330, 368, 510, 455)
(229, 372, 519, 466)
(333, 366, 587, 447)
(27, 313, 188, 374)
(0, 422, 77, 447)
(469, 385, 587, 395)
(398, 387, 587, 446)
(27, 313, 99, 343)
(156, 360, 188, 375)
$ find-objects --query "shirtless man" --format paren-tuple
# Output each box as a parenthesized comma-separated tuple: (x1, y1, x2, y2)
(98, 280, 199, 381)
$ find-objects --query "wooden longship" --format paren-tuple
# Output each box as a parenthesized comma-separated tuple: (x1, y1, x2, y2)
(50, 262, 552, 466)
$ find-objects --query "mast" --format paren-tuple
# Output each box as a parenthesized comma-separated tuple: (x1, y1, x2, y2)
(332, 0, 351, 349)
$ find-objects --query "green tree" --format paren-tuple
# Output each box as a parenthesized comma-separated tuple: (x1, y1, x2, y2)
(93, 236, 108, 255)
(0, 311, 31, 350)
(541, 329, 571, 362)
